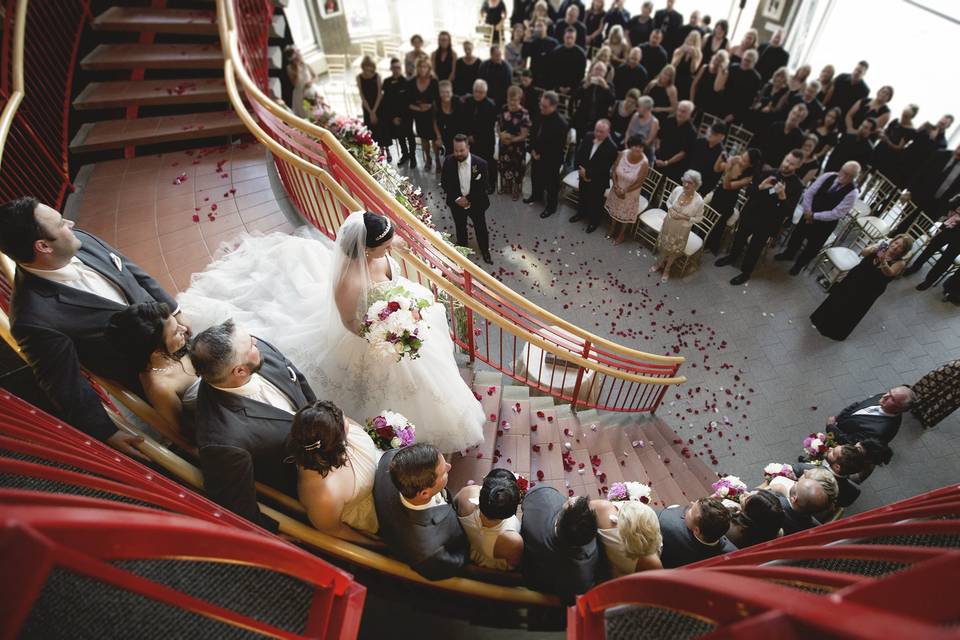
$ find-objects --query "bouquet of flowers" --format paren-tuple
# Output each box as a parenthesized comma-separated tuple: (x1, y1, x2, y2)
(365, 410, 416, 451)
(763, 463, 797, 482)
(360, 285, 432, 362)
(515, 473, 530, 500)
(802, 431, 836, 461)
(711, 475, 748, 501)
(607, 481, 652, 504)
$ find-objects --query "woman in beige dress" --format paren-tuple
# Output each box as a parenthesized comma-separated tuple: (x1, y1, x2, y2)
(651, 169, 704, 281)
(605, 134, 650, 244)
(286, 400, 383, 544)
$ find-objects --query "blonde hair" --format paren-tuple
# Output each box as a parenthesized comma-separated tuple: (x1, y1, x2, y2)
(617, 502, 662, 558)
(506, 84, 523, 101)
(803, 467, 839, 504)
(886, 233, 914, 256)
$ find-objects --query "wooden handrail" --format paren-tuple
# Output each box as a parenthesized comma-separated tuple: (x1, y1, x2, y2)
(0, 0, 26, 168)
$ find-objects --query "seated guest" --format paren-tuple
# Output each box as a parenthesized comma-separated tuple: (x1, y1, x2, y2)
(572, 61, 616, 136)
(653, 99, 696, 181)
(826, 386, 914, 445)
(454, 468, 523, 570)
(724, 489, 783, 549)
(825, 117, 876, 173)
(374, 443, 468, 580)
(523, 18, 559, 89)
(639, 28, 669, 80)
(776, 160, 860, 274)
(0, 197, 183, 457)
(477, 44, 513, 109)
(106, 302, 197, 437)
(592, 499, 663, 577)
(521, 488, 601, 604)
(189, 320, 315, 530)
(766, 467, 839, 535)
(286, 400, 382, 544)
(651, 169, 704, 281)
(658, 497, 737, 568)
(796, 439, 893, 508)
(552, 4, 587, 48)
(757, 103, 808, 170)
(569, 119, 618, 233)
(613, 47, 649, 101)
(549, 27, 587, 94)
(906, 195, 960, 291)
(686, 122, 726, 193)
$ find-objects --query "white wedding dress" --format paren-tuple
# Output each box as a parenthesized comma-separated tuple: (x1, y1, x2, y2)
(178, 221, 485, 454)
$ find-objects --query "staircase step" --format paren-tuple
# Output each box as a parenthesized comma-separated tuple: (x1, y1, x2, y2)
(651, 419, 719, 490)
(528, 396, 555, 411)
(73, 78, 228, 110)
(640, 422, 708, 504)
(81, 44, 223, 70)
(93, 7, 218, 35)
(69, 111, 244, 153)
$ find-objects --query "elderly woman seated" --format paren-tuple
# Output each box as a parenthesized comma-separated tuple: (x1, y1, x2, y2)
(650, 169, 705, 281)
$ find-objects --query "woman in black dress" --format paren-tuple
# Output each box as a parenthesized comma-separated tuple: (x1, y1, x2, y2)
(746, 66, 789, 133)
(846, 85, 893, 132)
(705, 147, 761, 254)
(671, 31, 703, 101)
(380, 58, 413, 164)
(812, 107, 842, 165)
(452, 40, 480, 97)
(356, 55, 382, 132)
(407, 57, 439, 170)
(798, 133, 822, 185)
(811, 234, 913, 341)
(609, 88, 641, 147)
(481, 0, 507, 43)
(701, 19, 728, 63)
(872, 104, 918, 186)
(690, 50, 729, 120)
(431, 31, 457, 83)
(584, 0, 607, 48)
(644, 64, 678, 117)
(433, 80, 461, 166)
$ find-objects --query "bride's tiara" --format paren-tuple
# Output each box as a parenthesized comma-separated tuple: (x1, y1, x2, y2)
(374, 217, 392, 242)
(303, 438, 324, 451)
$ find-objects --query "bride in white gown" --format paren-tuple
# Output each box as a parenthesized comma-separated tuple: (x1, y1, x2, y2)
(178, 211, 485, 454)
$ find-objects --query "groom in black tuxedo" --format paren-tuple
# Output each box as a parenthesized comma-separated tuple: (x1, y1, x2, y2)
(441, 134, 493, 264)
(189, 320, 316, 530)
(0, 197, 183, 457)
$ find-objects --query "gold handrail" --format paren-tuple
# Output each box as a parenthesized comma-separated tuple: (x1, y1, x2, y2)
(215, 0, 685, 376)
(0, 0, 27, 168)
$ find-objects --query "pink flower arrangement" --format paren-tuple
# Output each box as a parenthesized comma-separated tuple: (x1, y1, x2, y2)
(763, 463, 797, 482)
(711, 475, 747, 500)
(606, 481, 651, 503)
(365, 410, 416, 451)
(802, 432, 836, 461)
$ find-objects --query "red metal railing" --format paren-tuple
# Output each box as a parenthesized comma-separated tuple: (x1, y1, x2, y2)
(219, 0, 686, 413)
(0, 0, 89, 207)
(569, 484, 960, 639)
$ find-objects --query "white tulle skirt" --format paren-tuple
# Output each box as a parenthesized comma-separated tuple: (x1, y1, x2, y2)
(178, 229, 485, 454)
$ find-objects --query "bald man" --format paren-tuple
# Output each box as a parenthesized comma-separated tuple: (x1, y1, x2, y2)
(826, 386, 914, 445)
(768, 467, 838, 535)
(569, 119, 618, 233)
(776, 160, 861, 274)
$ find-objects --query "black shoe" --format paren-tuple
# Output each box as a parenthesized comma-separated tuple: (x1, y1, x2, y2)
(730, 272, 750, 285)
(916, 280, 933, 291)
(715, 255, 734, 267)
(774, 252, 794, 262)
(789, 264, 803, 276)
(539, 209, 555, 219)
(569, 215, 584, 223)
(481, 252, 493, 264)
(397, 154, 409, 167)
(523, 197, 541, 205)
(586, 224, 598, 233)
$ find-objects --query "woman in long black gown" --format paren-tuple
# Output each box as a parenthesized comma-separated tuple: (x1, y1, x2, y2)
(811, 235, 913, 341)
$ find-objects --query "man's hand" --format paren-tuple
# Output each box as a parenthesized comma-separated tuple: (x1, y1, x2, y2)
(107, 430, 149, 461)
(759, 176, 777, 189)
(455, 196, 468, 207)
(774, 182, 786, 199)
(803, 211, 813, 223)
(461, 197, 471, 209)
(531, 150, 540, 160)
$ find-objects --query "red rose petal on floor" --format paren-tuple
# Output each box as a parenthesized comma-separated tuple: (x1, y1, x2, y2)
(191, 214, 200, 222)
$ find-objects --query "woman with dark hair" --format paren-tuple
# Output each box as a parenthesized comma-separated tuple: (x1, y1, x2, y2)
(701, 19, 728, 62)
(107, 302, 197, 437)
(725, 489, 784, 548)
(454, 467, 523, 569)
(287, 400, 382, 543)
(605, 133, 650, 244)
(408, 57, 440, 170)
(431, 31, 457, 83)
(812, 107, 843, 163)
(704, 147, 761, 254)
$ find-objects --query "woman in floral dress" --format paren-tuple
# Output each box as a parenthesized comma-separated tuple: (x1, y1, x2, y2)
(605, 134, 649, 244)
(651, 170, 704, 281)
(497, 85, 532, 200)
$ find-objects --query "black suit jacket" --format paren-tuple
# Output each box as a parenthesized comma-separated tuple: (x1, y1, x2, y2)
(741, 169, 805, 234)
(574, 133, 618, 192)
(373, 448, 468, 580)
(9, 230, 177, 441)
(909, 150, 960, 217)
(441, 154, 490, 212)
(531, 111, 570, 167)
(827, 393, 902, 445)
(776, 493, 819, 535)
(520, 486, 601, 604)
(657, 504, 737, 568)
(193, 338, 315, 530)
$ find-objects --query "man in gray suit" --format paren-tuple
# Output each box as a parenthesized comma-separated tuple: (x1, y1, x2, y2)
(658, 498, 737, 568)
(373, 443, 468, 580)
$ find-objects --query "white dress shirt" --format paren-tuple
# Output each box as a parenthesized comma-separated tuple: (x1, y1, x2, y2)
(400, 491, 447, 511)
(21, 256, 128, 305)
(852, 405, 893, 417)
(213, 373, 296, 414)
(457, 155, 472, 199)
(589, 140, 602, 159)
(935, 157, 960, 199)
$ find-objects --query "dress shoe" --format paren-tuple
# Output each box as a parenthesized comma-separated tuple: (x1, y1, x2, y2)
(569, 215, 584, 223)
(522, 197, 541, 205)
(586, 224, 598, 233)
(714, 255, 734, 267)
(916, 280, 933, 291)
(539, 209, 555, 219)
(730, 272, 750, 285)
(481, 252, 493, 265)
(789, 264, 803, 276)
(397, 154, 409, 167)
(774, 252, 794, 261)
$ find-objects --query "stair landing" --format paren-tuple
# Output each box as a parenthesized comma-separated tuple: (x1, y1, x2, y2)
(92, 7, 218, 35)
(70, 111, 245, 153)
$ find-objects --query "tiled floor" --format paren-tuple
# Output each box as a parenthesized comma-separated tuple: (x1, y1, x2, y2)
(69, 142, 296, 294)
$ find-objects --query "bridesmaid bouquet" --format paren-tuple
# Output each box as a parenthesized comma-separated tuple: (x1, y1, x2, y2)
(763, 463, 797, 482)
(365, 411, 416, 451)
(607, 481, 652, 504)
(711, 475, 748, 501)
(802, 432, 836, 462)
(360, 286, 432, 362)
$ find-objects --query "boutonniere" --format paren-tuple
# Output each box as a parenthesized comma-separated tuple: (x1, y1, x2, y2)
(108, 252, 123, 271)
(471, 164, 479, 179)
(286, 366, 297, 382)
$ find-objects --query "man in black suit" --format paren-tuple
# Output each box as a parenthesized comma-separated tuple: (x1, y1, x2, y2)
(525, 91, 570, 219)
(724, 50, 762, 124)
(441, 134, 493, 263)
(639, 29, 668, 80)
(548, 27, 587, 95)
(765, 467, 838, 535)
(895, 145, 960, 234)
(522, 19, 559, 90)
(825, 118, 876, 173)
(658, 498, 737, 568)
(825, 386, 913, 445)
(652, 0, 683, 53)
(373, 443, 468, 580)
(715, 149, 805, 285)
(755, 29, 789, 83)
(461, 80, 499, 194)
(189, 320, 315, 530)
(0, 197, 182, 457)
(570, 119, 618, 233)
(758, 103, 808, 171)
(551, 4, 587, 48)
(520, 488, 601, 604)
(613, 47, 649, 101)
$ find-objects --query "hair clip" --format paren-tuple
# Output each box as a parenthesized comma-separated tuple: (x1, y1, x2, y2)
(303, 438, 323, 451)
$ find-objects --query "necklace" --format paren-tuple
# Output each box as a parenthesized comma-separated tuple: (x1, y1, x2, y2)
(150, 365, 170, 373)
